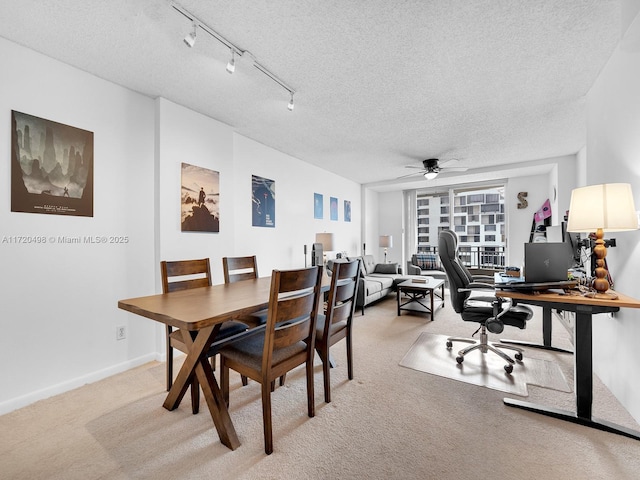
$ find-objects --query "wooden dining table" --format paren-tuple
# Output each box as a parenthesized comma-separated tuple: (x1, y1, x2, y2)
(117, 272, 332, 450)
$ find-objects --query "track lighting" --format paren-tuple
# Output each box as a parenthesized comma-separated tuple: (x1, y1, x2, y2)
(287, 92, 294, 111)
(183, 21, 197, 48)
(226, 50, 235, 74)
(424, 171, 438, 180)
(172, 2, 296, 111)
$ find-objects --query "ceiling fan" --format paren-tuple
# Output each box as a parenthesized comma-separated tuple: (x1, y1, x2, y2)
(398, 158, 468, 180)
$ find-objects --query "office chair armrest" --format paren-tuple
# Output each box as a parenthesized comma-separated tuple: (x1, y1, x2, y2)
(466, 281, 495, 290)
(471, 275, 495, 284)
(492, 296, 513, 319)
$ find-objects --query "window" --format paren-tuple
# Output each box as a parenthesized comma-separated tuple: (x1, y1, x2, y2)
(414, 185, 506, 268)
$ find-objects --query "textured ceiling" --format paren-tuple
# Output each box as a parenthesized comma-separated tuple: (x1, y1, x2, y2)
(0, 0, 621, 189)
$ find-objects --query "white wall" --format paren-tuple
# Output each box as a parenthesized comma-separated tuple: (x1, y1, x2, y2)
(156, 98, 362, 280)
(504, 156, 577, 267)
(232, 134, 362, 270)
(586, 9, 640, 423)
(156, 98, 236, 286)
(376, 191, 404, 266)
(362, 187, 379, 257)
(0, 37, 157, 413)
(0, 40, 362, 415)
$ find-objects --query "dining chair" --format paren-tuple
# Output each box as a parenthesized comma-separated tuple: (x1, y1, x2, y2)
(222, 255, 268, 328)
(315, 259, 360, 403)
(218, 265, 324, 455)
(161, 258, 249, 413)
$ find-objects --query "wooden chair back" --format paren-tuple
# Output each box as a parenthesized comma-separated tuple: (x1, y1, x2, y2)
(161, 258, 212, 293)
(222, 256, 258, 284)
(262, 266, 323, 374)
(324, 259, 359, 339)
(159, 257, 213, 410)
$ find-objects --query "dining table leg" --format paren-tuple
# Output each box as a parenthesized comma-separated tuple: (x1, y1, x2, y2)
(163, 325, 241, 450)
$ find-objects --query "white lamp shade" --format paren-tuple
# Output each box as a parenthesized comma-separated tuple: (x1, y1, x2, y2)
(315, 233, 335, 251)
(379, 235, 393, 248)
(567, 183, 638, 233)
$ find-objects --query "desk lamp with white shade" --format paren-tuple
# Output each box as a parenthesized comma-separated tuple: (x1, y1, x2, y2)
(567, 183, 638, 299)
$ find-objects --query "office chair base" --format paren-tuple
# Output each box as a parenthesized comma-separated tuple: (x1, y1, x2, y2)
(446, 335, 524, 374)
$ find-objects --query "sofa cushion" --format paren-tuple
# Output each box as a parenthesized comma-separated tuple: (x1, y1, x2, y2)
(373, 262, 398, 274)
(363, 276, 394, 295)
(413, 253, 442, 271)
(361, 255, 377, 274)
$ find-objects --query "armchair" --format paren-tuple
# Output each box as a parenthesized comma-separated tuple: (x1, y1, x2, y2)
(438, 230, 533, 373)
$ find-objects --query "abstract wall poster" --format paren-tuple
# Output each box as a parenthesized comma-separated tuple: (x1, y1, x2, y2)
(330, 196, 338, 221)
(11, 110, 94, 216)
(252, 175, 275, 227)
(314, 193, 323, 219)
(181, 162, 220, 232)
(344, 200, 351, 222)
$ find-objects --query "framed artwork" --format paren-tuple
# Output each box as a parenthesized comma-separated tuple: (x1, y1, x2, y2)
(11, 110, 94, 216)
(252, 175, 275, 227)
(314, 193, 323, 219)
(344, 200, 351, 222)
(330, 196, 338, 221)
(181, 162, 220, 232)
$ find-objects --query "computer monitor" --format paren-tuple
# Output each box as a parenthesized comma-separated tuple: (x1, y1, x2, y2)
(561, 221, 583, 267)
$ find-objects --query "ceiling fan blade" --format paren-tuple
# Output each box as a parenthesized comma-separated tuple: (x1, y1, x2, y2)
(442, 167, 468, 172)
(404, 165, 425, 169)
(439, 158, 460, 166)
(396, 170, 426, 179)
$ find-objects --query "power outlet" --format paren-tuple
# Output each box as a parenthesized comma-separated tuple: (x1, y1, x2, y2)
(116, 325, 126, 340)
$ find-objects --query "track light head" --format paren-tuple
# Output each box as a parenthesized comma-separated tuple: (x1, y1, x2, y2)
(184, 22, 197, 47)
(226, 50, 235, 74)
(287, 92, 294, 111)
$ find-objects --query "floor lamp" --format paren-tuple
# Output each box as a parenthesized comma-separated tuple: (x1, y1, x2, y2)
(379, 235, 393, 263)
(567, 183, 638, 299)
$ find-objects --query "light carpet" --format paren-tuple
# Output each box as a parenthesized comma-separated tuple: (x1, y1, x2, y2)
(399, 332, 571, 396)
(2, 295, 640, 480)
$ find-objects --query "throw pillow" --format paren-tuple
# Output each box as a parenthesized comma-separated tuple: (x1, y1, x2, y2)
(415, 253, 441, 271)
(374, 263, 398, 274)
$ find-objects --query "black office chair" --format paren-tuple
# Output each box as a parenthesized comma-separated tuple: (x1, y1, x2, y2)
(438, 230, 533, 373)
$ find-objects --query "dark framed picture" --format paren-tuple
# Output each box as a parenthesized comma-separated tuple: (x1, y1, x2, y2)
(314, 193, 323, 219)
(11, 110, 94, 216)
(252, 175, 275, 227)
(344, 200, 351, 222)
(181, 162, 220, 232)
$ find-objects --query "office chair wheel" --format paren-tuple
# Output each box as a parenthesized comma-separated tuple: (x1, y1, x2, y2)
(504, 364, 513, 374)
(456, 355, 464, 364)
(446, 340, 453, 349)
(515, 352, 523, 361)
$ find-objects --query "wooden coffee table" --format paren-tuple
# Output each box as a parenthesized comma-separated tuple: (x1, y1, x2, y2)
(397, 277, 445, 319)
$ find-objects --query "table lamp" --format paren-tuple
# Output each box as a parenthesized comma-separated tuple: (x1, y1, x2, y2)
(379, 235, 393, 263)
(315, 232, 335, 265)
(567, 183, 638, 299)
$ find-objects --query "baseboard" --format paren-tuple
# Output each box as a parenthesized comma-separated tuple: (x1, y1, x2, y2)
(0, 353, 157, 416)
